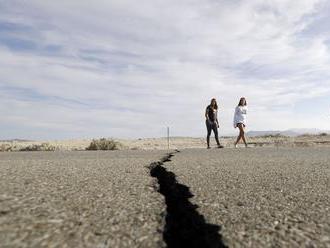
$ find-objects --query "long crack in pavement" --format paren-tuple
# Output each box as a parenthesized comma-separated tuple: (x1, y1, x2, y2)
(148, 150, 227, 248)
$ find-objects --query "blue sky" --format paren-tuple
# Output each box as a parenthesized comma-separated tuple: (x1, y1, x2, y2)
(0, 0, 330, 139)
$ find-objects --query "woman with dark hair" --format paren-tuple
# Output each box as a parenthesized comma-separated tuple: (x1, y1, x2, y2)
(234, 97, 248, 148)
(205, 98, 224, 149)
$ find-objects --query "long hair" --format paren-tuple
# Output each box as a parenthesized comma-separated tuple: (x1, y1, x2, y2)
(210, 98, 218, 110)
(238, 97, 247, 106)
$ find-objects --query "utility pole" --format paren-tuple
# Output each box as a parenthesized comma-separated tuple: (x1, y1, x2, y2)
(167, 126, 170, 151)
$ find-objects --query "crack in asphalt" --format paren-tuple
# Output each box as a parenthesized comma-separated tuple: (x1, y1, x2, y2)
(148, 150, 227, 248)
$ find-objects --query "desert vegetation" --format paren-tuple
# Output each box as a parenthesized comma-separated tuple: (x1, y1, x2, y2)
(0, 133, 330, 152)
(86, 138, 122, 151)
(258, 133, 289, 138)
(0, 142, 56, 152)
(0, 144, 14, 152)
(298, 132, 329, 137)
(19, 143, 56, 151)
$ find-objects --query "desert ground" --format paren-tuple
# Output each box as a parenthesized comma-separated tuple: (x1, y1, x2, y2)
(0, 147, 329, 247)
(1, 134, 330, 151)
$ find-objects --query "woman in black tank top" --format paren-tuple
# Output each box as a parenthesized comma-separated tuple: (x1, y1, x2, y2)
(205, 98, 224, 149)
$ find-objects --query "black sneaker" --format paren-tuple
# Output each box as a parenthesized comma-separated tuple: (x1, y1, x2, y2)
(217, 145, 224, 149)
(207, 146, 211, 149)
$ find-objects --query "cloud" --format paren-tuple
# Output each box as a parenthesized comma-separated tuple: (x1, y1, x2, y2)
(0, 0, 330, 139)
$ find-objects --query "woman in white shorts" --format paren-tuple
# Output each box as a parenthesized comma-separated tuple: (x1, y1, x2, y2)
(233, 97, 248, 148)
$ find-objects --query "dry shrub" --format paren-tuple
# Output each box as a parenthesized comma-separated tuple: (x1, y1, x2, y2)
(299, 133, 328, 138)
(0, 144, 12, 152)
(274, 139, 285, 147)
(294, 141, 311, 147)
(20, 143, 56, 152)
(259, 133, 288, 138)
(298, 133, 313, 138)
(86, 138, 121, 151)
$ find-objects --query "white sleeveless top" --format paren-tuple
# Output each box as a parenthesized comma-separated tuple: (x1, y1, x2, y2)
(233, 106, 247, 128)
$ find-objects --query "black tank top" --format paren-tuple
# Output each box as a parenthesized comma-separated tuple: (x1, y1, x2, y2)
(206, 105, 217, 122)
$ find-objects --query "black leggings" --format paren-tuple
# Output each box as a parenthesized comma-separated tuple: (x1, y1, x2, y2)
(206, 120, 220, 146)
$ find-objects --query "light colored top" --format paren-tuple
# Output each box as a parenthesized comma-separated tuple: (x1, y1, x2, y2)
(233, 106, 247, 128)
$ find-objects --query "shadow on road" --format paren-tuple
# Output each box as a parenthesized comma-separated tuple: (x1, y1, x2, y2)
(150, 153, 227, 248)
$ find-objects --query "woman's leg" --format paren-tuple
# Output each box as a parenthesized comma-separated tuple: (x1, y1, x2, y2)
(238, 124, 248, 147)
(206, 120, 212, 148)
(235, 124, 242, 146)
(212, 123, 221, 146)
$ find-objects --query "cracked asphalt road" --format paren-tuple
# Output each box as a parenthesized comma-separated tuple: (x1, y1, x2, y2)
(1, 147, 330, 247)
(0, 150, 166, 248)
(165, 147, 330, 247)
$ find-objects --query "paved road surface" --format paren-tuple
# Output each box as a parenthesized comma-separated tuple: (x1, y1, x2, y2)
(0, 151, 166, 248)
(164, 147, 330, 247)
(1, 148, 330, 247)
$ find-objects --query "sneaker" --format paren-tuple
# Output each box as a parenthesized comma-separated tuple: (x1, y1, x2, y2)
(207, 146, 211, 149)
(217, 145, 224, 149)
(234, 144, 238, 148)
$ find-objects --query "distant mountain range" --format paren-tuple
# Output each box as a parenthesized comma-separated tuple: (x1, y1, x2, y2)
(0, 139, 32, 142)
(247, 128, 330, 137)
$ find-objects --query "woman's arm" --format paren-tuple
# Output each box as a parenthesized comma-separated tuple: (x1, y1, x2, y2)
(233, 107, 238, 127)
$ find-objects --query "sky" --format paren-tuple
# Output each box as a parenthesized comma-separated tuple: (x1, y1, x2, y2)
(0, 0, 330, 140)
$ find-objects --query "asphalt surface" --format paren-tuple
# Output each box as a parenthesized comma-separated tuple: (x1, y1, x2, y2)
(165, 147, 330, 247)
(1, 148, 330, 247)
(0, 150, 166, 248)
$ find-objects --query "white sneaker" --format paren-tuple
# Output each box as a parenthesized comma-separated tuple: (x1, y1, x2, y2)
(234, 144, 238, 148)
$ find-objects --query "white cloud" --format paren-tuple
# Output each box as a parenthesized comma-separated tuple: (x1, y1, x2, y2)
(0, 0, 330, 139)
